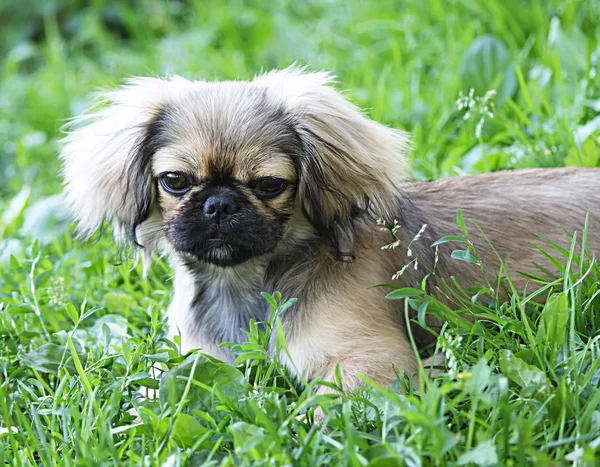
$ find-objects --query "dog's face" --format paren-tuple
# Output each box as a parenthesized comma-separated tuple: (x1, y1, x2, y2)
(61, 68, 409, 267)
(150, 91, 302, 266)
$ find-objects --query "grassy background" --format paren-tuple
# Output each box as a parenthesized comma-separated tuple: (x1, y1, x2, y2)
(1, 0, 600, 464)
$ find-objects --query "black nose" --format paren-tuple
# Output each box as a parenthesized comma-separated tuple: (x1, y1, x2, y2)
(203, 195, 238, 222)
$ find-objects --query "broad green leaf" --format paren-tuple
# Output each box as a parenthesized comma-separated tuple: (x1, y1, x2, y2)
(19, 343, 83, 375)
(142, 352, 171, 363)
(160, 354, 250, 414)
(409, 299, 430, 328)
(278, 297, 297, 314)
(459, 35, 517, 106)
(65, 303, 79, 323)
(457, 439, 499, 466)
(451, 250, 480, 264)
(456, 209, 466, 232)
(234, 352, 268, 364)
(33, 270, 52, 288)
(126, 372, 160, 389)
(155, 414, 213, 449)
(431, 235, 468, 247)
(260, 292, 278, 309)
(471, 287, 492, 304)
(230, 422, 273, 460)
(433, 305, 474, 330)
(465, 359, 492, 398)
(499, 350, 547, 390)
(548, 17, 587, 74)
(538, 292, 569, 347)
(103, 293, 136, 313)
(385, 288, 424, 300)
(87, 314, 129, 345)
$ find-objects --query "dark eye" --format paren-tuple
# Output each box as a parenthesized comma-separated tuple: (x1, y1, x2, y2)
(252, 177, 288, 197)
(159, 172, 192, 195)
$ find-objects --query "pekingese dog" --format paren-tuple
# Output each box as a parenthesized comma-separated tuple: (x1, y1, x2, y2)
(61, 67, 600, 393)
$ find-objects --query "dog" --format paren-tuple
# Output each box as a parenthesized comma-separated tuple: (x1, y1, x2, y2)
(61, 67, 600, 397)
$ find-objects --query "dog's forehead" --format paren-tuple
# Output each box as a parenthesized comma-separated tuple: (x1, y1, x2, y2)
(152, 82, 300, 181)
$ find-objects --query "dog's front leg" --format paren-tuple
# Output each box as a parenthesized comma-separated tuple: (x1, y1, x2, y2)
(320, 348, 419, 412)
(287, 316, 419, 424)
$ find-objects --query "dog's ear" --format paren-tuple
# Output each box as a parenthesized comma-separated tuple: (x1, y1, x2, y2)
(60, 77, 182, 252)
(255, 67, 410, 256)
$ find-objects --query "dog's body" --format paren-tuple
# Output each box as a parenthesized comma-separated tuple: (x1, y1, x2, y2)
(61, 68, 600, 392)
(168, 167, 600, 387)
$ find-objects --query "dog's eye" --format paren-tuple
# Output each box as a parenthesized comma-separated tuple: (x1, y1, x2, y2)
(252, 177, 287, 197)
(159, 172, 192, 194)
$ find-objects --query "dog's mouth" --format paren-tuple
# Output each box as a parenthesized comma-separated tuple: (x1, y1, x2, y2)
(180, 236, 264, 267)
(166, 213, 284, 267)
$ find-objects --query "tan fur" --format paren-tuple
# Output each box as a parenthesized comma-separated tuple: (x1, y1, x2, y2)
(60, 67, 600, 404)
(284, 167, 600, 390)
(402, 168, 600, 292)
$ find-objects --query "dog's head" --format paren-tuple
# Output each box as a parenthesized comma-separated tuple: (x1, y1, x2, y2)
(61, 68, 409, 267)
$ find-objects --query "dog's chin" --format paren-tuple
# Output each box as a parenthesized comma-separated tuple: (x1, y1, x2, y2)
(179, 240, 265, 268)
(202, 245, 251, 267)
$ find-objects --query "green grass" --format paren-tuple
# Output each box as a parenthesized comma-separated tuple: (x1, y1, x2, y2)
(1, 0, 600, 464)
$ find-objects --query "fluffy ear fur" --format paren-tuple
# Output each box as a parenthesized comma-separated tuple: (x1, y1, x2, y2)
(60, 77, 181, 250)
(254, 68, 410, 256)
